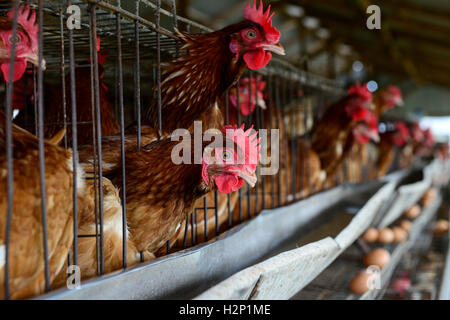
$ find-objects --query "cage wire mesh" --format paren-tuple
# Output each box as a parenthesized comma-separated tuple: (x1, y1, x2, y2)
(0, 0, 387, 300)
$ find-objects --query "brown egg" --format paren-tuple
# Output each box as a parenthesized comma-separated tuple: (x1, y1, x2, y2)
(349, 270, 377, 295)
(434, 219, 449, 236)
(398, 220, 412, 232)
(377, 227, 394, 243)
(363, 248, 390, 268)
(392, 226, 408, 242)
(420, 188, 437, 206)
(362, 227, 379, 243)
(403, 205, 421, 219)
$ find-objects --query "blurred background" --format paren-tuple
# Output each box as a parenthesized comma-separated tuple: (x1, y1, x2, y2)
(163, 0, 450, 141)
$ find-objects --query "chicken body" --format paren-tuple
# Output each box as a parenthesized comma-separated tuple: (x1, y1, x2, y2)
(311, 105, 355, 179)
(110, 138, 213, 254)
(52, 177, 152, 289)
(0, 110, 85, 299)
(375, 132, 397, 178)
(311, 87, 374, 184)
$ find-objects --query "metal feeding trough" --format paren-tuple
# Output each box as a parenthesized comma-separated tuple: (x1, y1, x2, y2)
(194, 160, 447, 300)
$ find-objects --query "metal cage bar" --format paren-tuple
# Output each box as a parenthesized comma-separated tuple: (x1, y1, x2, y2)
(0, 0, 353, 300)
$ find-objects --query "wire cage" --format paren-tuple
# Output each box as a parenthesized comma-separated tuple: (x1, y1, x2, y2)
(0, 0, 389, 300)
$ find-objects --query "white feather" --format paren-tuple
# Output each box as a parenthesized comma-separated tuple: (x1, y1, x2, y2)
(162, 69, 184, 85)
(0, 245, 5, 269)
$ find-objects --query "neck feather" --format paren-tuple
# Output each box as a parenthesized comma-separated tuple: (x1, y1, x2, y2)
(145, 30, 246, 134)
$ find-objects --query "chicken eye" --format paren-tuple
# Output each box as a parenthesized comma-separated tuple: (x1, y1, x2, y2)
(246, 29, 257, 39)
(8, 34, 21, 45)
(220, 150, 233, 161)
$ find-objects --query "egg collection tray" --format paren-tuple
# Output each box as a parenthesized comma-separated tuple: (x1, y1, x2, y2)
(194, 159, 448, 300)
(293, 192, 441, 300)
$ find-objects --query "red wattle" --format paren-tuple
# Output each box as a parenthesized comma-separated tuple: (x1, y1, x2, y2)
(244, 49, 272, 70)
(240, 103, 251, 116)
(1, 59, 27, 83)
(352, 128, 370, 144)
(215, 174, 244, 194)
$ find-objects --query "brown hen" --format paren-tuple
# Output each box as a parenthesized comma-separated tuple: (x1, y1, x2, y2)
(0, 110, 84, 299)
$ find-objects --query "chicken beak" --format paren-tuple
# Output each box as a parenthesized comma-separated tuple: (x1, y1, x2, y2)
(24, 52, 46, 71)
(370, 131, 380, 143)
(261, 43, 285, 56)
(238, 171, 257, 188)
(396, 97, 404, 107)
(257, 97, 267, 109)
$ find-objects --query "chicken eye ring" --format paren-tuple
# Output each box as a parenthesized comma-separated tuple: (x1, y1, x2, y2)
(8, 34, 21, 45)
(246, 29, 257, 39)
(220, 150, 233, 162)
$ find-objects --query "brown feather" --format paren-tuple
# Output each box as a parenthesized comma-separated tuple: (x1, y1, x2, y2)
(14, 65, 119, 147)
(0, 110, 84, 299)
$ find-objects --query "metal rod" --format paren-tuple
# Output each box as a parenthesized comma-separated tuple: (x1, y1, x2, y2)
(235, 81, 243, 222)
(134, 1, 141, 149)
(59, 9, 68, 149)
(267, 71, 275, 209)
(290, 79, 297, 201)
(274, 76, 282, 206)
(182, 216, 189, 249)
(254, 74, 260, 213)
(214, 190, 219, 236)
(203, 196, 208, 242)
(87, 18, 101, 276)
(156, 0, 162, 133)
(258, 81, 265, 210)
(116, 1, 128, 270)
(89, 3, 105, 275)
(190, 212, 195, 246)
(67, 0, 79, 268)
(247, 72, 252, 219)
(37, 0, 51, 293)
(281, 78, 289, 204)
(170, 0, 179, 57)
(3, 0, 20, 300)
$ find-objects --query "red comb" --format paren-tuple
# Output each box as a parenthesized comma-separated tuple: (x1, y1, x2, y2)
(345, 104, 368, 121)
(223, 124, 261, 168)
(410, 122, 424, 142)
(244, 0, 280, 43)
(423, 128, 435, 147)
(96, 37, 101, 52)
(364, 109, 378, 130)
(7, 5, 38, 51)
(348, 82, 372, 102)
(396, 122, 410, 138)
(387, 85, 401, 96)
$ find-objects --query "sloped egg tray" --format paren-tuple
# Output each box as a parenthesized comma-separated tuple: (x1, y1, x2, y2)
(194, 160, 448, 300)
